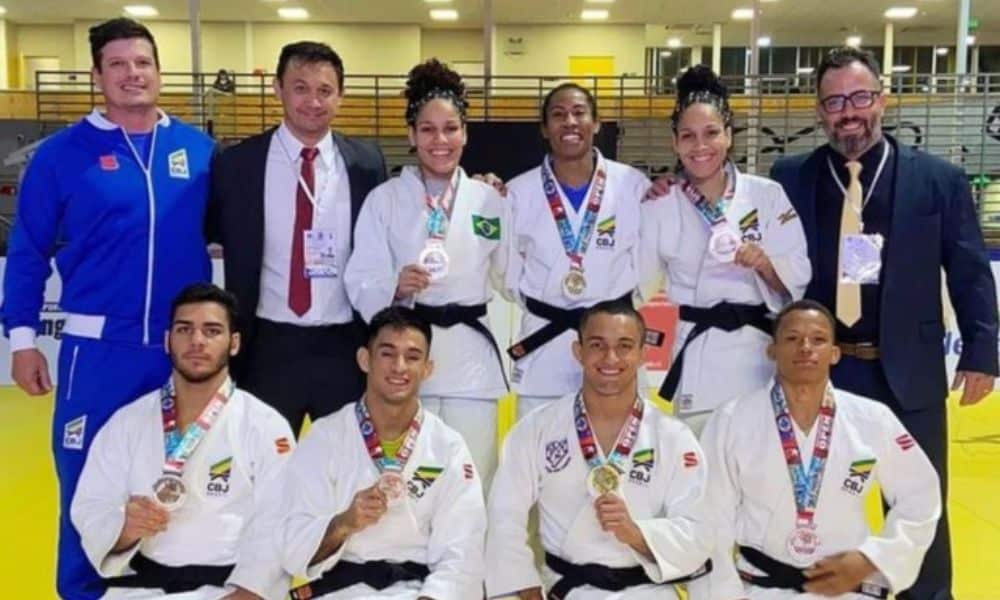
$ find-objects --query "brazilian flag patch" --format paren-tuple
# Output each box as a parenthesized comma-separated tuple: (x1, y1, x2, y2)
(472, 214, 501, 240)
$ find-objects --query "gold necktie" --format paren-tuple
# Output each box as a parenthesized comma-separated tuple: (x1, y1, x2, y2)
(836, 160, 863, 326)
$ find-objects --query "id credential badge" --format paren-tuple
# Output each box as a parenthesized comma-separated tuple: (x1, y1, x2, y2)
(304, 229, 338, 278)
(839, 233, 883, 285)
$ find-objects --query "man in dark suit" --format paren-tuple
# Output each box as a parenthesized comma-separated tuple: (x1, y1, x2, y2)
(208, 41, 387, 435)
(771, 47, 998, 600)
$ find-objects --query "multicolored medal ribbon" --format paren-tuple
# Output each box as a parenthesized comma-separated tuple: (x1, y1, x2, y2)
(677, 160, 740, 263)
(356, 397, 424, 504)
(540, 152, 608, 299)
(769, 380, 836, 563)
(153, 377, 235, 511)
(418, 169, 460, 282)
(572, 392, 643, 497)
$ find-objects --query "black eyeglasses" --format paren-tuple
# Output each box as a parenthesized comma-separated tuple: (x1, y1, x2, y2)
(819, 89, 882, 113)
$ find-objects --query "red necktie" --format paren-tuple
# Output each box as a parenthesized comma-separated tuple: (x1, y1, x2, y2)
(289, 146, 319, 316)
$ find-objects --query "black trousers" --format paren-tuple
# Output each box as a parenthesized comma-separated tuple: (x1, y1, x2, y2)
(833, 356, 951, 600)
(244, 317, 366, 436)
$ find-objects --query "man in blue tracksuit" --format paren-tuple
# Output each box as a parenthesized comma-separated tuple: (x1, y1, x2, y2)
(1, 18, 214, 599)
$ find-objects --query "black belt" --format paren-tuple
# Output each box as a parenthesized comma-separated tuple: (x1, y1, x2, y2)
(289, 560, 429, 599)
(659, 302, 772, 401)
(507, 293, 633, 360)
(544, 552, 712, 600)
(413, 302, 508, 389)
(104, 553, 234, 593)
(738, 546, 889, 599)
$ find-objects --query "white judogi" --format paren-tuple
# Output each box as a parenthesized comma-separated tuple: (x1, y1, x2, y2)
(278, 401, 487, 599)
(487, 393, 710, 599)
(70, 384, 296, 600)
(344, 166, 510, 482)
(691, 384, 941, 600)
(506, 151, 650, 407)
(639, 169, 810, 423)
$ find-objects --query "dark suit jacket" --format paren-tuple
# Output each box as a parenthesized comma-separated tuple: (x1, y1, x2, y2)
(207, 128, 388, 381)
(771, 134, 998, 410)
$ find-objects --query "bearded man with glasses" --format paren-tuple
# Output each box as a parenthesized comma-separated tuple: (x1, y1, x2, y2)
(770, 46, 997, 600)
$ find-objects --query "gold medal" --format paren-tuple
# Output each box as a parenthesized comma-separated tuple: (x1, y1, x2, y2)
(152, 474, 187, 511)
(562, 269, 587, 299)
(586, 464, 620, 498)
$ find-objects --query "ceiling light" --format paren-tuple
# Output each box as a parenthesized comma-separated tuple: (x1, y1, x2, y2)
(581, 9, 609, 20)
(884, 7, 918, 19)
(430, 8, 459, 20)
(757, 36, 771, 47)
(731, 7, 755, 20)
(0, 6, 7, 15)
(966, 35, 976, 45)
(277, 7, 309, 19)
(935, 47, 949, 55)
(797, 67, 815, 74)
(667, 37, 682, 48)
(891, 64, 912, 72)
(660, 50, 673, 57)
(123, 5, 158, 17)
(846, 35, 862, 47)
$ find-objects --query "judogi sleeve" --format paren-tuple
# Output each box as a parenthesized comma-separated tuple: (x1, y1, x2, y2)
(70, 408, 142, 576)
(421, 440, 488, 600)
(485, 418, 542, 597)
(277, 422, 346, 579)
(755, 182, 810, 311)
(227, 406, 297, 600)
(856, 404, 942, 593)
(688, 405, 748, 600)
(637, 193, 680, 303)
(488, 190, 514, 302)
(502, 187, 526, 305)
(2, 143, 61, 349)
(343, 186, 398, 322)
(633, 423, 711, 582)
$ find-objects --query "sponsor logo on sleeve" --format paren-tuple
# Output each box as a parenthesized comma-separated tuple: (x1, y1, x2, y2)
(275, 437, 291, 454)
(99, 154, 119, 171)
(683, 451, 699, 468)
(895, 434, 916, 451)
(777, 207, 799, 225)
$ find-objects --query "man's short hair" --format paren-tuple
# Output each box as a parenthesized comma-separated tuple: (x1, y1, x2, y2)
(89, 18, 159, 71)
(773, 299, 837, 341)
(170, 283, 239, 331)
(578, 299, 646, 343)
(276, 41, 345, 90)
(816, 47, 882, 94)
(541, 82, 598, 124)
(366, 306, 433, 350)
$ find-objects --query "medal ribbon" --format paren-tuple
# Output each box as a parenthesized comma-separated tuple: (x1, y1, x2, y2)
(424, 169, 460, 241)
(159, 377, 235, 476)
(677, 160, 737, 229)
(356, 398, 424, 473)
(573, 392, 644, 474)
(769, 380, 836, 525)
(540, 152, 608, 272)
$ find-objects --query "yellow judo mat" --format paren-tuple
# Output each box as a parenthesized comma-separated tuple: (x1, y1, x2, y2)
(2, 386, 999, 598)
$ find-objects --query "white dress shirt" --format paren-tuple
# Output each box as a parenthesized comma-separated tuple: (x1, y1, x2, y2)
(257, 122, 354, 325)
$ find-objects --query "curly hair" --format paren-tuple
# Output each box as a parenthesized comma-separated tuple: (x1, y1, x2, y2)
(404, 58, 468, 126)
(670, 65, 734, 132)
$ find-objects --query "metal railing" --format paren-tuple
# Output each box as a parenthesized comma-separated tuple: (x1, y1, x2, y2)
(30, 70, 1000, 242)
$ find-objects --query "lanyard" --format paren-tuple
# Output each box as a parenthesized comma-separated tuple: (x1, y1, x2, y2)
(355, 398, 424, 473)
(769, 381, 836, 525)
(276, 129, 333, 209)
(540, 152, 608, 271)
(677, 160, 737, 229)
(572, 392, 644, 473)
(826, 140, 890, 226)
(424, 169, 460, 241)
(160, 378, 234, 475)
